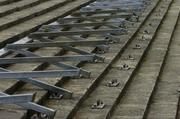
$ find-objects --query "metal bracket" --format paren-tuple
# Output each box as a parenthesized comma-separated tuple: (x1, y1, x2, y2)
(96, 45, 110, 54)
(122, 55, 135, 60)
(118, 64, 131, 70)
(144, 29, 150, 34)
(91, 99, 105, 109)
(133, 44, 142, 49)
(49, 93, 63, 100)
(106, 79, 120, 87)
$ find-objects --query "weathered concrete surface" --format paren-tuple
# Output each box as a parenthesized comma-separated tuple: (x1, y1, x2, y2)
(0, 109, 25, 119)
(111, 0, 180, 118)
(146, 0, 180, 118)
(0, 0, 180, 119)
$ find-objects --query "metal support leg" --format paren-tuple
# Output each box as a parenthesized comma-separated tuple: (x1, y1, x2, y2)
(0, 92, 56, 119)
(0, 55, 97, 64)
(0, 94, 35, 104)
(5, 40, 109, 49)
(0, 69, 80, 79)
(0, 68, 72, 98)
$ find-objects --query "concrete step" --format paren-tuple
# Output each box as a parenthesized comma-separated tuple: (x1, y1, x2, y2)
(111, 0, 179, 118)
(0, 0, 21, 6)
(0, 0, 69, 31)
(0, 0, 50, 17)
(73, 0, 174, 118)
(146, 0, 180, 118)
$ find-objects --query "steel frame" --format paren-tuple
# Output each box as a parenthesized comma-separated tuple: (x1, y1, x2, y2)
(0, 0, 142, 117)
(0, 68, 72, 98)
(0, 92, 56, 118)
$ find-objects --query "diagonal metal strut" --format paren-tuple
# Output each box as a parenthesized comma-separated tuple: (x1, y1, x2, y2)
(0, 92, 56, 119)
(0, 68, 73, 98)
(0, 69, 80, 79)
(29, 29, 126, 38)
(0, 94, 35, 104)
(5, 48, 91, 78)
(6, 40, 109, 49)
(0, 55, 97, 64)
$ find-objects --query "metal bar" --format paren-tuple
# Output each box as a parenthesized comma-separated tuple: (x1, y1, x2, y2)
(35, 37, 105, 74)
(77, 8, 140, 15)
(82, 5, 145, 10)
(76, 25, 127, 36)
(51, 61, 90, 77)
(91, 1, 143, 5)
(57, 14, 131, 23)
(0, 69, 80, 78)
(68, 24, 125, 44)
(66, 36, 86, 41)
(0, 68, 73, 98)
(0, 94, 34, 104)
(41, 21, 122, 28)
(6, 40, 108, 49)
(35, 37, 105, 61)
(6, 49, 77, 69)
(73, 9, 129, 15)
(62, 46, 105, 61)
(35, 37, 105, 62)
(29, 29, 125, 38)
(0, 92, 56, 118)
(81, 7, 143, 13)
(6, 49, 90, 78)
(57, 14, 126, 42)
(0, 55, 96, 64)
(89, 2, 143, 7)
(34, 37, 105, 76)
